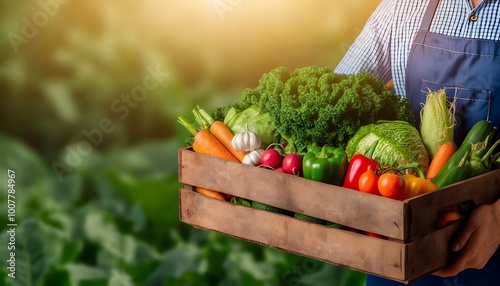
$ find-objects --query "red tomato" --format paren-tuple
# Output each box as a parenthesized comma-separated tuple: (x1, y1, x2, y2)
(358, 170, 380, 195)
(378, 173, 405, 199)
(366, 232, 386, 239)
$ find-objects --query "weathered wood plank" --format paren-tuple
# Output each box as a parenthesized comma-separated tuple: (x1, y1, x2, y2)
(179, 187, 409, 282)
(178, 148, 405, 239)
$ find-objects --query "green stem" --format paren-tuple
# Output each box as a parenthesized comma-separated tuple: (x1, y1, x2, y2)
(197, 106, 215, 126)
(177, 115, 198, 136)
(481, 139, 500, 162)
(415, 166, 426, 179)
(492, 152, 500, 166)
(192, 107, 209, 130)
(316, 145, 329, 159)
(458, 148, 471, 168)
(393, 162, 426, 178)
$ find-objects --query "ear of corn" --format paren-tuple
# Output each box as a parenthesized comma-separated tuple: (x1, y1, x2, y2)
(420, 89, 455, 160)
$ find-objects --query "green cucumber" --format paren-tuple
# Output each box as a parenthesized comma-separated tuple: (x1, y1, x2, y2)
(293, 213, 327, 225)
(251, 201, 293, 216)
(461, 120, 495, 148)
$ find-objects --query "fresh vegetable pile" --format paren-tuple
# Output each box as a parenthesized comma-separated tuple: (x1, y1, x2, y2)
(178, 67, 500, 234)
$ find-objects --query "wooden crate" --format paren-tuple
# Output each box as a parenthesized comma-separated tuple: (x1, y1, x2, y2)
(177, 148, 500, 283)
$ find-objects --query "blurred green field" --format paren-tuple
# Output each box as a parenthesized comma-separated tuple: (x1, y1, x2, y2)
(0, 1, 380, 285)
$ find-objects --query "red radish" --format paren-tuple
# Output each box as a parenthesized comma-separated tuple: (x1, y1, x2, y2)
(258, 165, 274, 171)
(282, 153, 302, 175)
(260, 149, 282, 168)
(222, 193, 234, 200)
(275, 166, 286, 173)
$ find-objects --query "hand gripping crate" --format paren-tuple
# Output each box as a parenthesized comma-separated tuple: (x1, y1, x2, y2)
(178, 147, 500, 283)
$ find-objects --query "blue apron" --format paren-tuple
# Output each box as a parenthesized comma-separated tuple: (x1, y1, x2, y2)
(406, 0, 500, 146)
(367, 0, 500, 285)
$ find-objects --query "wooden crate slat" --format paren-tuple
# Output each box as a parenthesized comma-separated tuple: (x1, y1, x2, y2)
(179, 187, 410, 282)
(178, 148, 406, 240)
(405, 169, 500, 239)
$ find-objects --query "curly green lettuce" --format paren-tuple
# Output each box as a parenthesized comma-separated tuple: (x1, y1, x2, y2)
(237, 66, 416, 153)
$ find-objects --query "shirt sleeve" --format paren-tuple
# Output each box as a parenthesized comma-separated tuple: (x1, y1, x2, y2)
(334, 0, 396, 84)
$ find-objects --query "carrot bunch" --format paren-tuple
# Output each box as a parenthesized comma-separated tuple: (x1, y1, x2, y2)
(178, 106, 246, 162)
(178, 106, 247, 201)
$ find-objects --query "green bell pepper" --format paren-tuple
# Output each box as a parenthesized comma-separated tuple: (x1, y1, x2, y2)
(302, 145, 348, 186)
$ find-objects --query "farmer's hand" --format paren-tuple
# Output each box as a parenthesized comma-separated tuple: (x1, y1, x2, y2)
(434, 199, 500, 277)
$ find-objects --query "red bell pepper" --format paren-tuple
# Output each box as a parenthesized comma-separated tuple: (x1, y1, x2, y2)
(343, 140, 380, 190)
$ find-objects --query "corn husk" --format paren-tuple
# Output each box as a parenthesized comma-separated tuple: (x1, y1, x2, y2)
(420, 89, 455, 159)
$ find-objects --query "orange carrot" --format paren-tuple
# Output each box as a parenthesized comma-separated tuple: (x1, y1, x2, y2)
(178, 115, 239, 162)
(193, 129, 239, 162)
(196, 106, 247, 162)
(209, 121, 247, 162)
(196, 187, 226, 201)
(436, 210, 463, 228)
(426, 141, 458, 180)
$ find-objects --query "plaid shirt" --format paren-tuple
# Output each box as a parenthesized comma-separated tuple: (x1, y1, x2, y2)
(334, 0, 500, 96)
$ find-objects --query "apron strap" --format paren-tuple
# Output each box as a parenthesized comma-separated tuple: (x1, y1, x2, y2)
(414, 0, 440, 44)
(420, 0, 440, 32)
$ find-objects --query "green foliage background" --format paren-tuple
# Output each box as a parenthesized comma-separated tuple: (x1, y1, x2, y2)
(0, 1, 380, 285)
